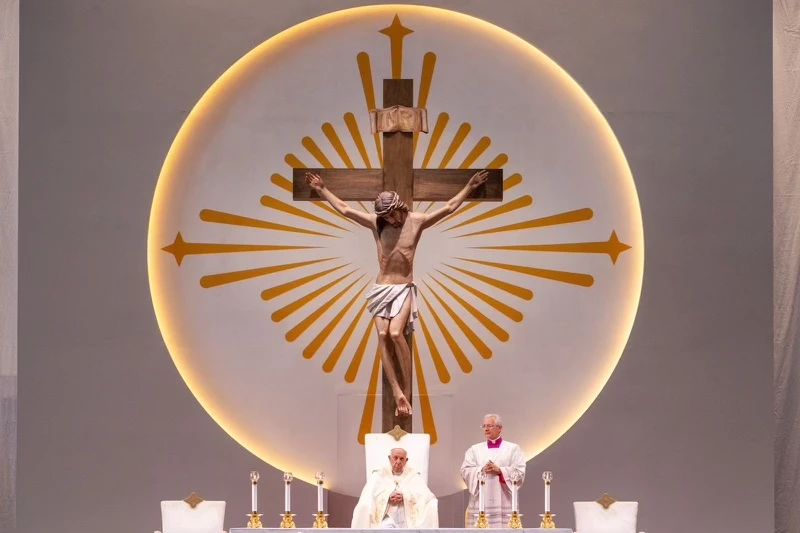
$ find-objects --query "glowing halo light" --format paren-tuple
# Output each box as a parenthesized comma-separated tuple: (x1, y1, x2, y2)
(148, 4, 643, 497)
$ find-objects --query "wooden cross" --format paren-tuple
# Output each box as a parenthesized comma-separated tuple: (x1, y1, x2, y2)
(292, 78, 503, 433)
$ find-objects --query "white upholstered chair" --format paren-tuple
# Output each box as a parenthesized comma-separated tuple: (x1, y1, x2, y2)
(155, 492, 226, 533)
(574, 494, 643, 533)
(364, 429, 430, 484)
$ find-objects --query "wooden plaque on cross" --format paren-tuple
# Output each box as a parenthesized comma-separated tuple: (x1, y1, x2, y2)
(292, 78, 503, 433)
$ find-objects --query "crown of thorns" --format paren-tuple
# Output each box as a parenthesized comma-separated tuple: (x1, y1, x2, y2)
(373, 191, 408, 216)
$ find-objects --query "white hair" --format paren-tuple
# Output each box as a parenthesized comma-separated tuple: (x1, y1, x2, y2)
(483, 414, 503, 426)
(389, 447, 408, 457)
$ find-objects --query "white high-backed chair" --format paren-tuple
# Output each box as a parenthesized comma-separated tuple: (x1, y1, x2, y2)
(574, 494, 644, 533)
(364, 428, 430, 483)
(155, 492, 226, 533)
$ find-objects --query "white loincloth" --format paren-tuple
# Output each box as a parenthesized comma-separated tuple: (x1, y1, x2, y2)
(365, 283, 418, 334)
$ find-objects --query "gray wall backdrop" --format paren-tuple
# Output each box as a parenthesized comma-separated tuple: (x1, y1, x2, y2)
(0, 0, 18, 531)
(17, 1, 772, 533)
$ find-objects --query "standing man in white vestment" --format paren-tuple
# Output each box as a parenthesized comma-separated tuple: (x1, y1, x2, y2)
(460, 414, 526, 528)
(352, 448, 439, 528)
(306, 171, 488, 417)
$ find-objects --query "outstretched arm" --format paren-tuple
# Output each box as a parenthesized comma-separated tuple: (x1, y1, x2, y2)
(305, 172, 376, 230)
(421, 170, 489, 229)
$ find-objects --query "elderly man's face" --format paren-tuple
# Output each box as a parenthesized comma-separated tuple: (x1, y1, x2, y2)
(382, 210, 406, 228)
(388, 449, 408, 474)
(482, 417, 502, 440)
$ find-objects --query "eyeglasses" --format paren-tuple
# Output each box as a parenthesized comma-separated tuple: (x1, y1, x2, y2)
(480, 424, 499, 429)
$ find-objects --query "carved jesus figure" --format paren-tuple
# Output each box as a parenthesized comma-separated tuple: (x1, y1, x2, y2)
(305, 170, 489, 416)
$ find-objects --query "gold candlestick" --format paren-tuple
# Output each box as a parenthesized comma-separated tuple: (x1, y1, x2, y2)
(312, 512, 329, 528)
(247, 471, 262, 528)
(475, 472, 489, 527)
(279, 472, 295, 528)
(279, 513, 296, 528)
(247, 512, 263, 528)
(312, 471, 328, 527)
(507, 471, 522, 527)
(539, 471, 556, 528)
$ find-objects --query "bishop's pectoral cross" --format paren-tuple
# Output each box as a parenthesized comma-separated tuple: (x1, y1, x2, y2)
(292, 78, 503, 432)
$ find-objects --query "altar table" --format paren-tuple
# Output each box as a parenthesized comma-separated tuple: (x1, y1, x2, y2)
(228, 527, 572, 533)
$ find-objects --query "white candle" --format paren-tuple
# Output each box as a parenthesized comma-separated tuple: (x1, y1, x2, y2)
(281, 472, 294, 514)
(545, 481, 551, 513)
(249, 471, 260, 513)
(317, 481, 324, 513)
(511, 480, 518, 513)
(479, 479, 485, 513)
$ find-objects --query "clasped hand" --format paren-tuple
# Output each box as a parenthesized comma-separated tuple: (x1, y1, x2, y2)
(482, 461, 501, 475)
(389, 490, 404, 504)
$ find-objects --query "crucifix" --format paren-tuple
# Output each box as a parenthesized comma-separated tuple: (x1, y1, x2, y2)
(292, 77, 503, 433)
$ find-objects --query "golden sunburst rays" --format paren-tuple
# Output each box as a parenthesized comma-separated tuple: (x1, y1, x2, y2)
(471, 230, 632, 265)
(357, 52, 383, 169)
(413, 52, 436, 157)
(160, 13, 634, 448)
(162, 232, 319, 267)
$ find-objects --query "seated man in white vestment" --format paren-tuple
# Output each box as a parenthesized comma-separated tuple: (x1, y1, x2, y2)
(352, 447, 439, 528)
(460, 414, 526, 528)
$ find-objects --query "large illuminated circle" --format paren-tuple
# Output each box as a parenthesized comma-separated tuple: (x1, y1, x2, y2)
(148, 4, 643, 497)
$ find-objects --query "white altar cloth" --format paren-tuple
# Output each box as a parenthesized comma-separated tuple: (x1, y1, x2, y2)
(228, 516, 572, 533)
